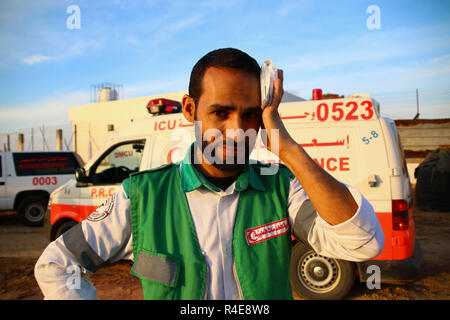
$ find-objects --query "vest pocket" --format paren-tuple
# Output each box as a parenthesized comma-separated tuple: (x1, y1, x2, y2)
(131, 250, 180, 288)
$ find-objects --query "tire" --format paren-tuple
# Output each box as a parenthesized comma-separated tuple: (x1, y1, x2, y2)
(17, 196, 47, 226)
(290, 242, 356, 300)
(53, 220, 78, 240)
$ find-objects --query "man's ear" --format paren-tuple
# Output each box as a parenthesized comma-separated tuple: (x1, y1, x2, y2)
(182, 94, 196, 123)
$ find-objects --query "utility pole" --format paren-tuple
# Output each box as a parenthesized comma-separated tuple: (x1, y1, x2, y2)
(73, 124, 77, 153)
(56, 129, 63, 151)
(413, 88, 420, 120)
(18, 133, 24, 151)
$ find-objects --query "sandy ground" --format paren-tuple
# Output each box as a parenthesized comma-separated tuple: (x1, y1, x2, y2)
(0, 192, 449, 300)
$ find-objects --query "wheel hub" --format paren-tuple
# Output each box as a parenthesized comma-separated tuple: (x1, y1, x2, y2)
(26, 203, 44, 222)
(313, 265, 325, 278)
(29, 206, 42, 218)
(297, 251, 341, 293)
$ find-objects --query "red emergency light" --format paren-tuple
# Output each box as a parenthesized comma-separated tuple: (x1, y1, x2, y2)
(312, 89, 323, 100)
(146, 98, 182, 115)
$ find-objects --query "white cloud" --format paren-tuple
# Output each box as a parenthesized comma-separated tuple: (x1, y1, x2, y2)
(286, 56, 450, 97)
(19, 38, 104, 67)
(22, 54, 53, 65)
(172, 14, 202, 32)
(285, 23, 450, 73)
(379, 102, 450, 120)
(276, 1, 300, 16)
(150, 14, 203, 45)
(0, 78, 187, 133)
(428, 53, 450, 65)
(125, 35, 138, 45)
(123, 77, 187, 98)
(0, 91, 89, 133)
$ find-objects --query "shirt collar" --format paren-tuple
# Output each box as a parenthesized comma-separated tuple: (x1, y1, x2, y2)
(179, 143, 265, 193)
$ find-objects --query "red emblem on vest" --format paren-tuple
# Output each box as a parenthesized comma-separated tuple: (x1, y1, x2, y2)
(87, 196, 115, 222)
(245, 218, 290, 245)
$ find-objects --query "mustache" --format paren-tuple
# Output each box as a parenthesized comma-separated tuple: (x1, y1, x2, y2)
(194, 135, 252, 167)
(202, 136, 251, 153)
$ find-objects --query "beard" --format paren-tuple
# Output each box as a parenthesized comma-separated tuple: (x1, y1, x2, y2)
(192, 112, 258, 172)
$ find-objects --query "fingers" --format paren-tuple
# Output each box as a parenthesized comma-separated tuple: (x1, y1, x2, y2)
(271, 69, 284, 108)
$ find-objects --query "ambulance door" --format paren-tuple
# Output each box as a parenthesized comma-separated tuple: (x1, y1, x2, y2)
(149, 130, 193, 168)
(388, 120, 413, 204)
(0, 154, 5, 209)
(78, 139, 146, 219)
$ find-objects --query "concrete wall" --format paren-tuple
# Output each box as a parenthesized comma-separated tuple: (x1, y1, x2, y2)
(395, 119, 450, 184)
(395, 119, 450, 153)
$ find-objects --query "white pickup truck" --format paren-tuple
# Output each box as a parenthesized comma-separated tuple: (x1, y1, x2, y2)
(0, 151, 83, 226)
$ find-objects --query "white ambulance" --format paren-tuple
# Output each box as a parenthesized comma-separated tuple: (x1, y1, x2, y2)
(47, 94, 422, 299)
(0, 151, 83, 226)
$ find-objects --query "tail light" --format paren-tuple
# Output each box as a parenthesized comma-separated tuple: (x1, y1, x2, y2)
(392, 199, 409, 230)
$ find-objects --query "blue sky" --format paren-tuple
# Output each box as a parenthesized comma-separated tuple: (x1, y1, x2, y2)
(0, 0, 449, 133)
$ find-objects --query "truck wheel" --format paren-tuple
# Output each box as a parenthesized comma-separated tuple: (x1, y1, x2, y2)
(54, 220, 78, 240)
(290, 242, 356, 300)
(17, 196, 47, 226)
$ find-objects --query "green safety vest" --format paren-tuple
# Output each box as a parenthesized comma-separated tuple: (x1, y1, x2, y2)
(124, 155, 294, 300)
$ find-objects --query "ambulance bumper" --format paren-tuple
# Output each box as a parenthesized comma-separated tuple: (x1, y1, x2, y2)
(357, 239, 423, 283)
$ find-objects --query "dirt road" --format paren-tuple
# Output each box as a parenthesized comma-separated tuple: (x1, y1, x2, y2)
(0, 200, 449, 300)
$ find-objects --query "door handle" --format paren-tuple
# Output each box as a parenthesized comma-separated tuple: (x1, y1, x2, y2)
(368, 174, 378, 187)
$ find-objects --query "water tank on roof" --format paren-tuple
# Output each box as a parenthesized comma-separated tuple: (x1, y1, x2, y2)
(98, 87, 118, 102)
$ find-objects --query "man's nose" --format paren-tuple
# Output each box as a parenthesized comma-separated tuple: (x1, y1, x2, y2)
(224, 119, 249, 145)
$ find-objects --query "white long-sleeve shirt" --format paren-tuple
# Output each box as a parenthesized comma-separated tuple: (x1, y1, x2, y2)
(35, 165, 384, 300)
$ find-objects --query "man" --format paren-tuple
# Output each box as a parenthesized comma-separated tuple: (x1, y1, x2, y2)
(35, 48, 384, 300)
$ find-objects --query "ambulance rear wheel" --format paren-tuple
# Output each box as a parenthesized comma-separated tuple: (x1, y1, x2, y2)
(17, 196, 47, 226)
(290, 242, 356, 300)
(53, 220, 78, 240)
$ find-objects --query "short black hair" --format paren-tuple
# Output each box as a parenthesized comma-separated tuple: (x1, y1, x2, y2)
(188, 48, 260, 106)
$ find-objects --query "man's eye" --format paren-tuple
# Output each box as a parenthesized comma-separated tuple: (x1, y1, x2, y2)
(244, 111, 260, 119)
(214, 110, 228, 118)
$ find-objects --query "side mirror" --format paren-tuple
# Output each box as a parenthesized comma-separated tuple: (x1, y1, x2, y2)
(75, 168, 88, 182)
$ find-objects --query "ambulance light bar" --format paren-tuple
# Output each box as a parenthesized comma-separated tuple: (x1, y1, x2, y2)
(146, 98, 182, 115)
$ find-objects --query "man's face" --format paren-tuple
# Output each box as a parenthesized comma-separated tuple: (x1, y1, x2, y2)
(191, 67, 262, 172)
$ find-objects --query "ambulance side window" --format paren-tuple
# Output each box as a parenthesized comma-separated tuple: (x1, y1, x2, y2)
(89, 140, 145, 185)
(13, 152, 80, 176)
